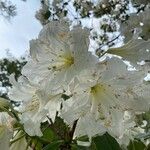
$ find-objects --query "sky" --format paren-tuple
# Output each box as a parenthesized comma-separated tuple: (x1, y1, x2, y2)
(0, 0, 134, 59)
(0, 0, 125, 59)
(0, 0, 42, 58)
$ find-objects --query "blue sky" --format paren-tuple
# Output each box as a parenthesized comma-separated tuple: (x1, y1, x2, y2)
(0, 0, 42, 58)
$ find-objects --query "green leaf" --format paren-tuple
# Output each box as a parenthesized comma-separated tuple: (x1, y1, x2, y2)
(127, 140, 146, 150)
(92, 133, 121, 150)
(42, 127, 59, 142)
(42, 140, 63, 150)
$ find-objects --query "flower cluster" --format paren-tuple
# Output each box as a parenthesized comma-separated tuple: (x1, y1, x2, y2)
(0, 18, 149, 149)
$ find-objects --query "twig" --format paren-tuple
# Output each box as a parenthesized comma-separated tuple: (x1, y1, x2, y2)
(99, 34, 121, 49)
(69, 119, 78, 143)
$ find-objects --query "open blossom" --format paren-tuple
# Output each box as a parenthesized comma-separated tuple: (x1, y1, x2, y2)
(61, 57, 149, 139)
(22, 20, 98, 91)
(107, 38, 150, 67)
(9, 75, 63, 136)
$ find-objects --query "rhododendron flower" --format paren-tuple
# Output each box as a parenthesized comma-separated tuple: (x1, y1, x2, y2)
(9, 75, 62, 136)
(22, 21, 98, 91)
(61, 57, 149, 139)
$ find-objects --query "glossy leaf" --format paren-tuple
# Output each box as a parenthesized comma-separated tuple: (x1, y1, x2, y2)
(92, 133, 121, 150)
(127, 140, 146, 150)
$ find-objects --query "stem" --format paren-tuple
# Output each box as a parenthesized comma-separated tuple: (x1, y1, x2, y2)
(47, 116, 53, 125)
(8, 105, 20, 121)
(99, 51, 107, 58)
(10, 132, 26, 145)
(69, 119, 78, 143)
(106, 34, 121, 45)
(60, 120, 78, 150)
(25, 139, 32, 150)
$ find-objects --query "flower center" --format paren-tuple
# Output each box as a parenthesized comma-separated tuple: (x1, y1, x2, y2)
(90, 84, 105, 95)
(49, 54, 74, 71)
(90, 83, 110, 120)
(63, 55, 74, 66)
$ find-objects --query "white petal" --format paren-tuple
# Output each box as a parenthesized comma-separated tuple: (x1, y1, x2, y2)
(107, 39, 150, 66)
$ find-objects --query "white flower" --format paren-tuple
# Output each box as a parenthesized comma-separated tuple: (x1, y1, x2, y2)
(131, 82, 150, 107)
(22, 21, 98, 91)
(74, 112, 106, 139)
(9, 75, 62, 136)
(88, 110, 138, 147)
(61, 96, 106, 139)
(107, 38, 150, 67)
(61, 57, 149, 139)
(0, 112, 13, 150)
(120, 8, 150, 41)
(108, 111, 145, 147)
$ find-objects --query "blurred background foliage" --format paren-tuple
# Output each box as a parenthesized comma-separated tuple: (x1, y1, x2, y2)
(0, 57, 26, 99)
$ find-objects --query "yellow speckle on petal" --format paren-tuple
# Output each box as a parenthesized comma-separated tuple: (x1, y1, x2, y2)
(51, 54, 74, 71)
(58, 32, 68, 40)
(23, 95, 40, 112)
(104, 119, 112, 127)
(64, 55, 74, 66)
